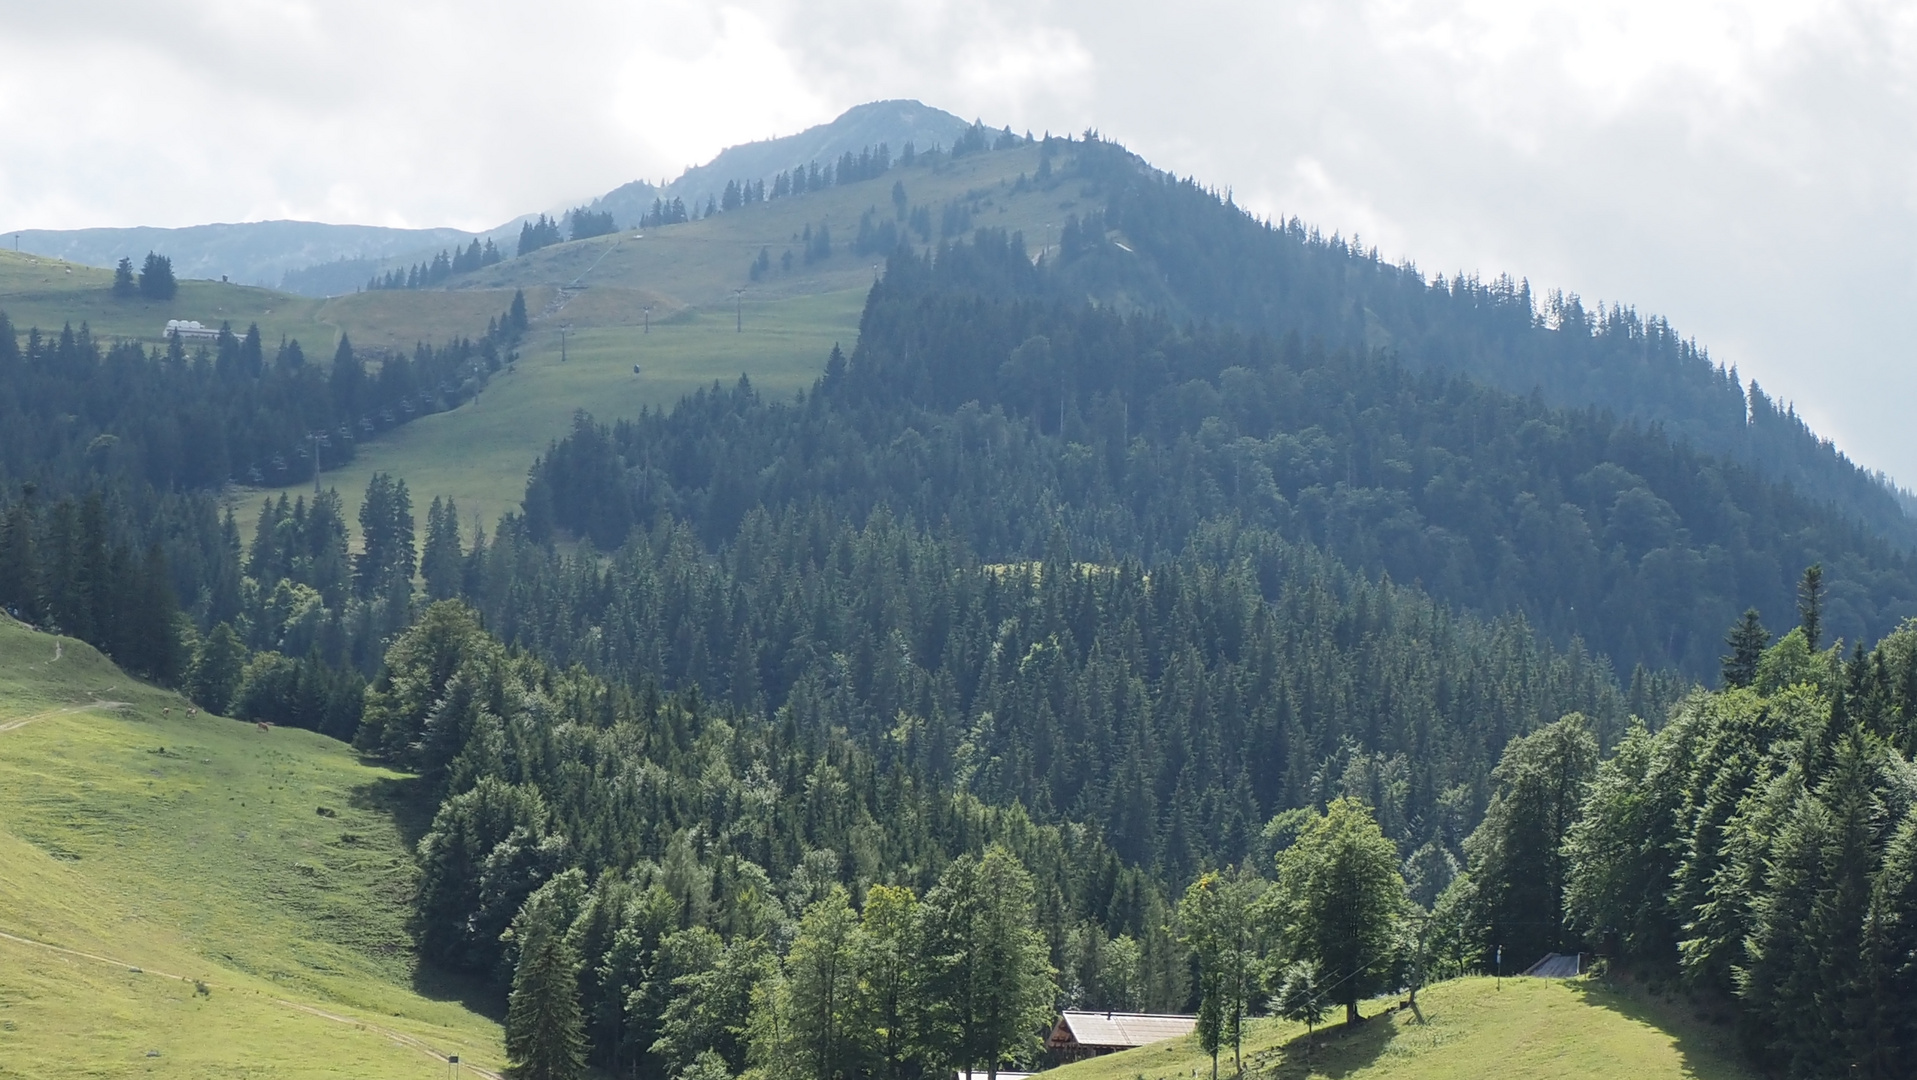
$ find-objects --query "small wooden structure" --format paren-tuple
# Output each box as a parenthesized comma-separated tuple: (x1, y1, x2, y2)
(1047, 1011, 1198, 1062)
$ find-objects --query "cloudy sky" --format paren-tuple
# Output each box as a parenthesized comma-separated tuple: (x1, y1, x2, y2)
(3, 1, 1914, 484)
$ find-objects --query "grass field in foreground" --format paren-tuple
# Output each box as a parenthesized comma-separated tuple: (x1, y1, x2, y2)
(0, 616, 504, 1079)
(254, 286, 867, 537)
(1047, 976, 1749, 1080)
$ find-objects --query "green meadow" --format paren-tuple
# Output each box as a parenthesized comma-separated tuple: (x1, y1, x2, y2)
(253, 286, 867, 536)
(0, 615, 505, 1078)
(1046, 977, 1749, 1080)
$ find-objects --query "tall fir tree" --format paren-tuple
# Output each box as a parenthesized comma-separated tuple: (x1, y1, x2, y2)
(505, 911, 588, 1080)
(1723, 608, 1770, 689)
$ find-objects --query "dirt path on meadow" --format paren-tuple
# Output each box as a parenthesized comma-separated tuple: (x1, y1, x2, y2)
(0, 699, 129, 734)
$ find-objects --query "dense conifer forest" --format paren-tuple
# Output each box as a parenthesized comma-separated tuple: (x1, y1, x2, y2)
(526, 231, 1917, 679)
(4, 132, 1917, 1078)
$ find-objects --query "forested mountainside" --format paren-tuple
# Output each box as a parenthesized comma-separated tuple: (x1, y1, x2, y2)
(1042, 139, 1916, 549)
(0, 296, 523, 497)
(527, 231, 1917, 679)
(8, 130, 1917, 1079)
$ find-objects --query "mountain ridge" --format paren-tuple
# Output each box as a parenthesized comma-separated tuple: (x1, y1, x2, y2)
(5, 100, 975, 297)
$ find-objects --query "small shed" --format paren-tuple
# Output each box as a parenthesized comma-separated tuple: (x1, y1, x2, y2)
(164, 319, 221, 342)
(1048, 1011, 1198, 1061)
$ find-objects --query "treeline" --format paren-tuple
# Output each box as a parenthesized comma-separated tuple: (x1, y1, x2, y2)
(525, 231, 1917, 679)
(1446, 598, 1917, 1076)
(1044, 136, 1917, 549)
(0, 292, 529, 697)
(0, 291, 524, 497)
(513, 208, 620, 259)
(111, 252, 176, 300)
(366, 238, 502, 290)
(0, 490, 182, 681)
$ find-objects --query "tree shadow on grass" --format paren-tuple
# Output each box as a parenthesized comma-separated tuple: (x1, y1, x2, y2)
(1250, 1009, 1402, 1080)
(1566, 977, 1748, 1080)
(412, 958, 508, 1022)
(346, 770, 509, 1020)
(348, 769, 438, 849)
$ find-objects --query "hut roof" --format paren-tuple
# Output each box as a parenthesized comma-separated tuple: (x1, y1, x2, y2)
(1051, 1011, 1197, 1049)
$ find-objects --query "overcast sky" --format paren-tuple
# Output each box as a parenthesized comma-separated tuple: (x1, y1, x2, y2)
(3, 1, 1914, 484)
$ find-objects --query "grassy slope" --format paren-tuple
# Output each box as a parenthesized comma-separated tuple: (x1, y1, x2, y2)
(1047, 978, 1749, 1080)
(253, 287, 869, 536)
(254, 143, 1086, 533)
(0, 247, 536, 358)
(0, 144, 1086, 537)
(0, 616, 504, 1078)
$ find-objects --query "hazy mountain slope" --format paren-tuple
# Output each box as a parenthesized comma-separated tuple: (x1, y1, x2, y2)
(633, 99, 972, 218)
(4, 102, 974, 300)
(3, 220, 476, 291)
(258, 139, 1060, 529)
(1051, 139, 1917, 546)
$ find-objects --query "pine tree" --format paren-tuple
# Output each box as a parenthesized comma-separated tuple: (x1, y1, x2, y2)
(112, 257, 136, 298)
(1800, 563, 1825, 650)
(421, 497, 464, 600)
(506, 913, 588, 1080)
(0, 498, 40, 622)
(509, 289, 529, 335)
(1271, 961, 1326, 1038)
(138, 252, 177, 300)
(1722, 608, 1770, 688)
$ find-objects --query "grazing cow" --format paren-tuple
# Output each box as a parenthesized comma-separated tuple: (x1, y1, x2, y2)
(256, 722, 271, 733)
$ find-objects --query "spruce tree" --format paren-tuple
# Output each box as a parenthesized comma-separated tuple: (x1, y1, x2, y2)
(1722, 608, 1770, 689)
(0, 499, 40, 621)
(1800, 563, 1825, 650)
(506, 914, 588, 1080)
(112, 257, 136, 298)
(138, 252, 177, 300)
(421, 496, 463, 601)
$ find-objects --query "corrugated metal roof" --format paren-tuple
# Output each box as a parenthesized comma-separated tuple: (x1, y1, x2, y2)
(1054, 1011, 1197, 1048)
(1521, 953, 1582, 978)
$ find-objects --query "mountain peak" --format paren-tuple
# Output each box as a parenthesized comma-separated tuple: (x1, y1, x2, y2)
(585, 100, 978, 227)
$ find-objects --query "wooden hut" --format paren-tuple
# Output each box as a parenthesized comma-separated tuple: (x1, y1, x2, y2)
(1047, 1011, 1198, 1062)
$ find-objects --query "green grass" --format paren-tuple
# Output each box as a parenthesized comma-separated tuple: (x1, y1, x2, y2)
(1047, 977, 1749, 1080)
(253, 286, 868, 535)
(0, 248, 328, 348)
(0, 616, 505, 1078)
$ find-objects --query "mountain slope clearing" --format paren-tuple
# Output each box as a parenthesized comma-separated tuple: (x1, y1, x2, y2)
(0, 616, 504, 1078)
